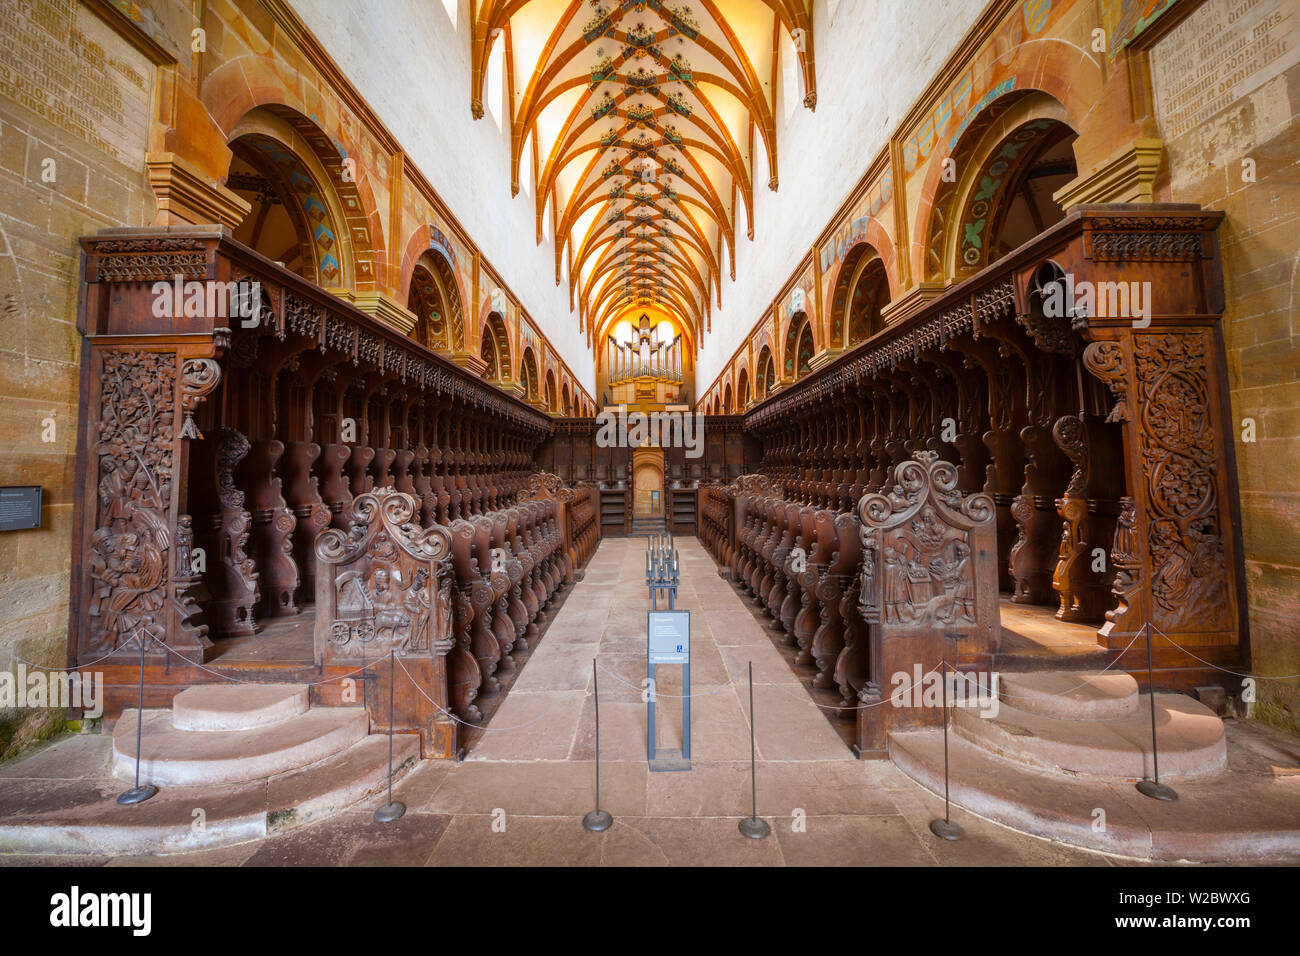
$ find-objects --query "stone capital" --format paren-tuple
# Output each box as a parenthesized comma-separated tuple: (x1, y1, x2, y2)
(147, 152, 251, 229)
(1054, 139, 1163, 209)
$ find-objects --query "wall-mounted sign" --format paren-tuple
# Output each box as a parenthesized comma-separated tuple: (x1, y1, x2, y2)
(0, 486, 42, 531)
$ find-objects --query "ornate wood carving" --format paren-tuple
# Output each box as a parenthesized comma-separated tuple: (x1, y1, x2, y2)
(1133, 331, 1230, 633)
(86, 350, 177, 655)
(856, 452, 999, 755)
(314, 488, 454, 660)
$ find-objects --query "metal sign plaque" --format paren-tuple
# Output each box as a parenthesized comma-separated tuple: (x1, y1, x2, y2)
(647, 609, 691, 771)
(648, 610, 689, 664)
(0, 486, 41, 532)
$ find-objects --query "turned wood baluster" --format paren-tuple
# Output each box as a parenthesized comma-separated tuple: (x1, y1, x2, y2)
(242, 439, 299, 618)
(510, 506, 541, 640)
(448, 520, 483, 723)
(283, 441, 330, 607)
(392, 448, 416, 496)
(462, 517, 500, 694)
(774, 502, 802, 641)
(500, 511, 530, 647)
(476, 514, 516, 672)
(318, 444, 354, 531)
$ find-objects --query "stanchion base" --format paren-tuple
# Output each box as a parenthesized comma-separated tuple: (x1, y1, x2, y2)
(582, 809, 613, 832)
(648, 748, 691, 772)
(738, 816, 770, 839)
(116, 784, 158, 806)
(1136, 779, 1178, 802)
(374, 801, 407, 822)
(929, 818, 964, 841)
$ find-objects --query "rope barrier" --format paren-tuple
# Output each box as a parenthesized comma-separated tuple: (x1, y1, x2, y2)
(395, 655, 591, 733)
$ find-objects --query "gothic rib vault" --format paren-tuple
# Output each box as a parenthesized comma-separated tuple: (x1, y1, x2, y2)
(469, 0, 816, 349)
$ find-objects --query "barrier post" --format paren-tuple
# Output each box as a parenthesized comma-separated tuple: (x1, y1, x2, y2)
(583, 658, 614, 832)
(116, 630, 158, 806)
(374, 649, 407, 822)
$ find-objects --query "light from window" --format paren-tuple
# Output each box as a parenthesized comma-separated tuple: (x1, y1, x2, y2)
(487, 39, 504, 131)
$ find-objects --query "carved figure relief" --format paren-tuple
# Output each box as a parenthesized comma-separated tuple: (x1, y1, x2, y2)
(315, 488, 454, 661)
(87, 350, 177, 654)
(858, 453, 995, 629)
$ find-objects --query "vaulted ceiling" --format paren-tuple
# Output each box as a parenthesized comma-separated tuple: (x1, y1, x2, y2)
(469, 0, 817, 353)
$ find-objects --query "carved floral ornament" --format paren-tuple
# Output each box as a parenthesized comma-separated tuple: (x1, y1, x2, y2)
(88, 349, 179, 654)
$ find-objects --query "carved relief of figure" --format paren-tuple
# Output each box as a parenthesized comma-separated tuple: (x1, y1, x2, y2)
(882, 546, 908, 623)
(935, 540, 975, 624)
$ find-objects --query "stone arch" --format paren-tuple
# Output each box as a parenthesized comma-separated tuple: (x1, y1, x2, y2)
(400, 227, 470, 350)
(480, 311, 510, 381)
(545, 369, 557, 411)
(561, 380, 572, 416)
(821, 218, 900, 343)
(828, 243, 892, 348)
(222, 102, 382, 292)
(226, 129, 345, 288)
(782, 310, 810, 379)
(755, 345, 775, 400)
(917, 89, 1079, 284)
(407, 248, 466, 353)
(723, 380, 734, 414)
(794, 321, 815, 379)
(520, 346, 540, 401)
(737, 367, 750, 408)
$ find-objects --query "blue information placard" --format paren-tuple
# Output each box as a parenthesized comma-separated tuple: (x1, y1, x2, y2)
(648, 610, 689, 664)
(646, 609, 691, 771)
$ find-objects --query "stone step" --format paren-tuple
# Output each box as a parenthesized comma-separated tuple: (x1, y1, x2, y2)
(997, 670, 1139, 721)
(0, 734, 418, 856)
(952, 693, 1226, 780)
(172, 683, 309, 732)
(113, 707, 370, 787)
(889, 729, 1300, 862)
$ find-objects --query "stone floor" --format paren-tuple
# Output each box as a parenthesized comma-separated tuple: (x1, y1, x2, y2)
(0, 537, 1292, 866)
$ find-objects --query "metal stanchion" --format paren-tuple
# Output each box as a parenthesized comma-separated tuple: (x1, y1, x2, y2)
(928, 659, 964, 841)
(739, 661, 769, 839)
(1135, 623, 1178, 801)
(583, 659, 613, 832)
(374, 649, 407, 822)
(117, 631, 158, 805)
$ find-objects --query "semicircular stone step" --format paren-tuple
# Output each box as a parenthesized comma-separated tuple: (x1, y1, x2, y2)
(0, 734, 417, 857)
(172, 683, 310, 732)
(113, 707, 369, 787)
(998, 670, 1139, 720)
(952, 692, 1226, 780)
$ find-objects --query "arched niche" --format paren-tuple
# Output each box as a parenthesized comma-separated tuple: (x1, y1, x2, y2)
(923, 91, 1078, 283)
(407, 249, 466, 353)
(480, 312, 510, 381)
(224, 106, 378, 291)
(830, 244, 892, 348)
(520, 347, 540, 401)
